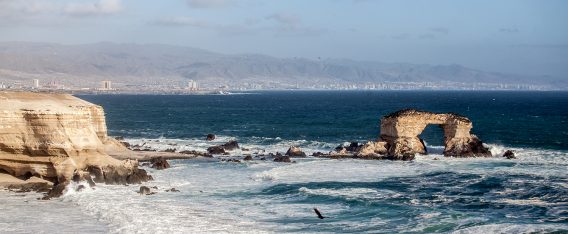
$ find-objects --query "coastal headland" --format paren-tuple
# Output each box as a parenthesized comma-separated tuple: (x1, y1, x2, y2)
(0, 91, 194, 198)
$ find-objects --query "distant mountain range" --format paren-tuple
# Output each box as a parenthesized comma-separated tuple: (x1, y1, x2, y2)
(0, 42, 564, 90)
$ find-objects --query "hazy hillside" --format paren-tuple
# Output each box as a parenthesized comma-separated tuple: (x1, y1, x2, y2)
(0, 42, 562, 89)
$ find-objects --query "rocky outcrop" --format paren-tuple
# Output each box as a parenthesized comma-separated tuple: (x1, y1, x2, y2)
(149, 157, 170, 170)
(356, 141, 388, 157)
(379, 109, 491, 158)
(503, 150, 516, 159)
(273, 155, 292, 163)
(285, 146, 306, 157)
(207, 140, 240, 154)
(0, 91, 151, 196)
(206, 134, 216, 141)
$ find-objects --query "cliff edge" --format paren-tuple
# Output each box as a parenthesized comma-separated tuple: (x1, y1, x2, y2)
(0, 91, 151, 196)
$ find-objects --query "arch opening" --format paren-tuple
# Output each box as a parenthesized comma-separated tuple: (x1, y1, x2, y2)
(418, 124, 446, 155)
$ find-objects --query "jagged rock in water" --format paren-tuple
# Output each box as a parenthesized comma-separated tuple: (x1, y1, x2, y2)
(179, 150, 212, 157)
(356, 141, 388, 157)
(150, 157, 170, 170)
(243, 155, 253, 161)
(273, 155, 292, 163)
(503, 150, 516, 159)
(221, 140, 240, 151)
(207, 146, 226, 155)
(379, 109, 491, 159)
(285, 146, 307, 157)
(139, 186, 152, 195)
(312, 152, 326, 157)
(206, 134, 216, 141)
(166, 188, 180, 192)
(41, 182, 68, 200)
(330, 148, 350, 156)
(0, 92, 153, 198)
(207, 140, 240, 154)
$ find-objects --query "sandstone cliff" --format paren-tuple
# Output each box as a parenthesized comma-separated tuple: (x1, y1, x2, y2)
(0, 91, 150, 195)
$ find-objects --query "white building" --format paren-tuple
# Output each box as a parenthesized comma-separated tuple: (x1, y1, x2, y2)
(188, 80, 199, 91)
(33, 79, 39, 89)
(101, 80, 112, 90)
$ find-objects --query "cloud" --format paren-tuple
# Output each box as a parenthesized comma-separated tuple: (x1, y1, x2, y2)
(265, 13, 301, 26)
(186, 0, 234, 8)
(64, 0, 122, 16)
(0, 0, 57, 18)
(430, 27, 449, 34)
(153, 16, 210, 27)
(499, 27, 519, 33)
(392, 33, 410, 40)
(263, 13, 325, 36)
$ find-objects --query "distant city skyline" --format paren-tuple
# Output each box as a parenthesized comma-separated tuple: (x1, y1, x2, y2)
(0, 0, 567, 78)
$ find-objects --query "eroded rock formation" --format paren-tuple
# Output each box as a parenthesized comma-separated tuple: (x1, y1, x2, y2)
(0, 91, 151, 194)
(379, 109, 491, 158)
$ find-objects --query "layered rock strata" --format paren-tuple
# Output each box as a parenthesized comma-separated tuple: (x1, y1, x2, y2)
(0, 91, 151, 194)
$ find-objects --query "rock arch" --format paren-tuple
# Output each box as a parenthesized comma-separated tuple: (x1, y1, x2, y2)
(379, 109, 491, 158)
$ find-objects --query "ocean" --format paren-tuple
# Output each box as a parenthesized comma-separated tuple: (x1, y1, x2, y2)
(1, 91, 567, 233)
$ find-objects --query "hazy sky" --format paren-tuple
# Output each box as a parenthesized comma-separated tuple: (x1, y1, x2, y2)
(1, 0, 567, 77)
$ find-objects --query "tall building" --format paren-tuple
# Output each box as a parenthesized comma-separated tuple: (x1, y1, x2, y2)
(32, 79, 39, 89)
(188, 80, 199, 91)
(101, 80, 112, 90)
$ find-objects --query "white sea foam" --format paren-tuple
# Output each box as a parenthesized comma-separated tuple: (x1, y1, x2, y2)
(299, 187, 402, 201)
(3, 137, 567, 233)
(452, 223, 568, 234)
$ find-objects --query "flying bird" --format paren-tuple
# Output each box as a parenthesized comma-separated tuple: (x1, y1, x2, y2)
(313, 207, 326, 219)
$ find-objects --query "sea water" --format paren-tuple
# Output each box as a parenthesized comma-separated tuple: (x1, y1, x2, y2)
(1, 91, 567, 233)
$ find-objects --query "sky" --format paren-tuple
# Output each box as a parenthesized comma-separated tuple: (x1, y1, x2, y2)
(0, 0, 567, 77)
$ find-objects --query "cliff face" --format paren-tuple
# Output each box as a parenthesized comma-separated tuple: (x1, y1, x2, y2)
(0, 91, 149, 186)
(379, 109, 491, 158)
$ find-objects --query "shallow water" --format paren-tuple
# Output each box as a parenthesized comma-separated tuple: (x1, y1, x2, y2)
(2, 91, 567, 233)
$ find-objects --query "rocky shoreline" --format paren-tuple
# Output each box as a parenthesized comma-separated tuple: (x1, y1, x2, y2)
(0, 92, 502, 199)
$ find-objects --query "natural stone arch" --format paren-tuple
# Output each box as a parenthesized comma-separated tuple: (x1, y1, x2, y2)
(379, 109, 491, 158)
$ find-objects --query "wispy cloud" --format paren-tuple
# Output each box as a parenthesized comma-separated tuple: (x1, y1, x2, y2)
(430, 27, 449, 34)
(153, 16, 210, 27)
(499, 27, 519, 33)
(264, 13, 326, 37)
(265, 13, 302, 26)
(186, 0, 234, 9)
(64, 0, 122, 16)
(0, 0, 57, 19)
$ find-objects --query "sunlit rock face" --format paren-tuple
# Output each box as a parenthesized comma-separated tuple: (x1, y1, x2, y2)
(379, 109, 491, 158)
(0, 92, 148, 184)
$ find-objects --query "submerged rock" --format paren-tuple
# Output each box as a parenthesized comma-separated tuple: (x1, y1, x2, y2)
(274, 155, 292, 163)
(42, 182, 68, 200)
(207, 140, 240, 154)
(139, 186, 152, 195)
(243, 155, 253, 161)
(285, 146, 307, 157)
(207, 146, 226, 154)
(150, 157, 170, 170)
(222, 140, 240, 151)
(165, 188, 180, 192)
(206, 134, 216, 141)
(179, 150, 212, 157)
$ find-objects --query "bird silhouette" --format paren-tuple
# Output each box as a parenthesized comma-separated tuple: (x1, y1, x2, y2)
(313, 208, 326, 219)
